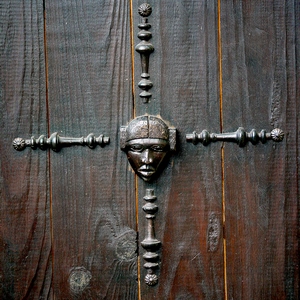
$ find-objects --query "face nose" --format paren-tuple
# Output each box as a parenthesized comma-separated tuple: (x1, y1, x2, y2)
(142, 149, 153, 164)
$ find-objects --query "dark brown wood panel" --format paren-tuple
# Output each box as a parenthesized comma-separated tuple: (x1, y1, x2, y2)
(1, 1, 298, 298)
(45, 1, 137, 298)
(0, 1, 52, 298)
(221, 0, 299, 298)
(133, 1, 224, 299)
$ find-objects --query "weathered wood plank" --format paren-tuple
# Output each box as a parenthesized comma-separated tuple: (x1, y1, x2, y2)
(0, 1, 52, 298)
(221, 0, 299, 298)
(133, 1, 224, 298)
(45, 1, 137, 298)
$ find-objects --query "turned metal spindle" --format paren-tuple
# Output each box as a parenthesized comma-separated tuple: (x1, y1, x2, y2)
(13, 132, 110, 152)
(186, 127, 284, 147)
(141, 189, 161, 286)
(135, 3, 154, 103)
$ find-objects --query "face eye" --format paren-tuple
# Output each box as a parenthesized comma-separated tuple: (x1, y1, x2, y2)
(151, 145, 166, 152)
(129, 144, 144, 152)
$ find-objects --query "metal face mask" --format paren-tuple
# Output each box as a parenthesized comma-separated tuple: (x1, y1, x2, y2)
(120, 115, 176, 181)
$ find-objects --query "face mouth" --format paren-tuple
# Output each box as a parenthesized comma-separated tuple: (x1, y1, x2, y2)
(138, 165, 156, 178)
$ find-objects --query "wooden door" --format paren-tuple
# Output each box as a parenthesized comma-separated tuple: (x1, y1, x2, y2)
(0, 1, 298, 299)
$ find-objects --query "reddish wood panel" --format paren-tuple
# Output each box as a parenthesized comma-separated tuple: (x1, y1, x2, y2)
(221, 0, 299, 298)
(0, 1, 52, 298)
(133, 1, 224, 299)
(45, 1, 137, 298)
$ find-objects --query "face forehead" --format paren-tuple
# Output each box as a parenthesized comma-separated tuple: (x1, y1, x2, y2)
(127, 138, 169, 147)
(126, 116, 169, 141)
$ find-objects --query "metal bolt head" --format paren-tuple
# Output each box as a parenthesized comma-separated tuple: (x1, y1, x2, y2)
(145, 272, 158, 286)
(13, 138, 26, 151)
(270, 128, 284, 142)
(138, 3, 152, 17)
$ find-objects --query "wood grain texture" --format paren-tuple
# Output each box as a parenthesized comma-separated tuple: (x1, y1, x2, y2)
(133, 1, 224, 299)
(1, 1, 298, 298)
(221, 0, 299, 298)
(0, 1, 52, 298)
(45, 1, 137, 298)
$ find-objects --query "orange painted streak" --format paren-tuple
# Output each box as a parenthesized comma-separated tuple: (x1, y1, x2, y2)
(129, 1, 141, 299)
(135, 176, 141, 300)
(217, 0, 228, 299)
(43, 5, 55, 290)
(130, 0, 136, 119)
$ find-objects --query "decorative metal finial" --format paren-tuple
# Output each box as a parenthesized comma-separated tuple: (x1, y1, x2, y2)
(141, 189, 160, 286)
(13, 132, 110, 152)
(186, 128, 284, 147)
(145, 270, 158, 286)
(138, 3, 152, 17)
(135, 3, 154, 103)
(12, 137, 26, 151)
(270, 128, 284, 142)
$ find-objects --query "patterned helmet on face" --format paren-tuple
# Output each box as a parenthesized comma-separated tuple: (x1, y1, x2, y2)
(120, 115, 176, 151)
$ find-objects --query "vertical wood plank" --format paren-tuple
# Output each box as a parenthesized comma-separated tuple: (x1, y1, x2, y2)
(133, 1, 224, 298)
(45, 1, 137, 298)
(221, 0, 299, 298)
(0, 1, 52, 298)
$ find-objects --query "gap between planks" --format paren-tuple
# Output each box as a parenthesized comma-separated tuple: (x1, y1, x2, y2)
(129, 0, 141, 299)
(43, 3, 55, 292)
(218, 0, 228, 299)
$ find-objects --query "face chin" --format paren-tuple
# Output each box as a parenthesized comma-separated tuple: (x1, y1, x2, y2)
(140, 174, 153, 181)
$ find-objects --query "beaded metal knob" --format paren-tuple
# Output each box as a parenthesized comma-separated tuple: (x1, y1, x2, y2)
(186, 128, 284, 147)
(13, 132, 110, 152)
(135, 3, 154, 103)
(141, 189, 161, 286)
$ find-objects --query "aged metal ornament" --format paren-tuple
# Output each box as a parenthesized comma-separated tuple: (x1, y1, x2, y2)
(141, 189, 160, 286)
(186, 127, 284, 147)
(13, 132, 110, 152)
(135, 3, 154, 103)
(120, 115, 176, 182)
